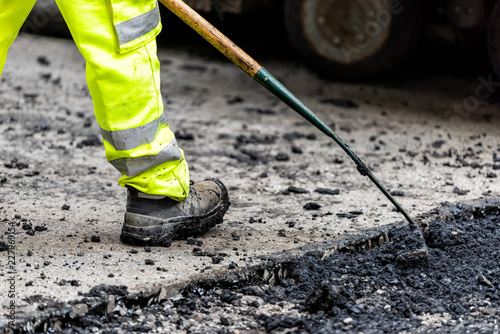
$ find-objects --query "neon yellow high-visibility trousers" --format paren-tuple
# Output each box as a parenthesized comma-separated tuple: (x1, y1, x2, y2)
(0, 1, 37, 74)
(0, 0, 190, 201)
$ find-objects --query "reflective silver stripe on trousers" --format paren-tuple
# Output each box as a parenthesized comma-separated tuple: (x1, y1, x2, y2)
(110, 138, 183, 176)
(101, 113, 167, 151)
(115, 4, 160, 45)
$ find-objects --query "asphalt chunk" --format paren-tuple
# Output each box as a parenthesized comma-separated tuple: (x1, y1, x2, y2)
(0, 242, 8, 252)
(36, 55, 50, 66)
(348, 211, 363, 215)
(282, 132, 317, 141)
(275, 153, 290, 161)
(286, 186, 309, 194)
(453, 187, 470, 195)
(227, 96, 243, 104)
(390, 190, 405, 196)
(85, 285, 128, 297)
(315, 188, 340, 195)
(291, 145, 303, 154)
(304, 202, 321, 210)
(176, 130, 195, 140)
(432, 140, 446, 148)
(76, 134, 101, 148)
(336, 213, 358, 219)
(187, 237, 203, 246)
(212, 256, 223, 264)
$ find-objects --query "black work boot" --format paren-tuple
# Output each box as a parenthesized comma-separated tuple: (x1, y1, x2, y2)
(120, 179, 230, 247)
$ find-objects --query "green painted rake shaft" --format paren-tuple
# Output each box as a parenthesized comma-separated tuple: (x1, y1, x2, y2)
(160, 0, 423, 235)
(254, 68, 418, 230)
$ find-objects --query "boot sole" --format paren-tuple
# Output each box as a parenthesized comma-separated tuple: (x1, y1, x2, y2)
(120, 182, 230, 247)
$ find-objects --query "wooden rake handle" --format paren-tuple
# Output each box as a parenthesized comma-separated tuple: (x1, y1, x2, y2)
(159, 0, 262, 77)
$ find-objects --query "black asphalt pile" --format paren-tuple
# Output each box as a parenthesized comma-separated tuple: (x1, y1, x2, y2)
(29, 202, 500, 333)
(259, 203, 500, 333)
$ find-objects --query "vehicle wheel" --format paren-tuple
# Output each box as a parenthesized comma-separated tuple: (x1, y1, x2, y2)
(488, 0, 500, 78)
(284, 0, 424, 80)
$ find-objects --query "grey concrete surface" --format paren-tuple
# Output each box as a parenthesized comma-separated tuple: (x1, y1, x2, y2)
(0, 34, 499, 328)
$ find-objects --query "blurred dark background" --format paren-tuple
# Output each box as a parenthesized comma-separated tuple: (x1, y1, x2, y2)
(22, 0, 500, 85)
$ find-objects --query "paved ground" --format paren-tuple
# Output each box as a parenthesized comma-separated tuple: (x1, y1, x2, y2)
(0, 31, 499, 330)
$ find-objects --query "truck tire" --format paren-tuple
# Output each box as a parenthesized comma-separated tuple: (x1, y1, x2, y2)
(488, 0, 500, 78)
(284, 0, 424, 80)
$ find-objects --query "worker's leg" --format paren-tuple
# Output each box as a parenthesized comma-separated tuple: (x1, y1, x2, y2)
(54, 0, 229, 246)
(54, 0, 189, 201)
(0, 0, 38, 77)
